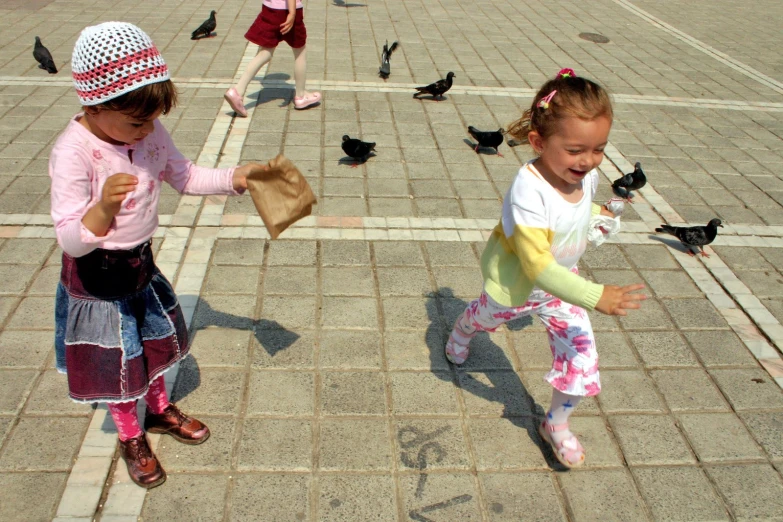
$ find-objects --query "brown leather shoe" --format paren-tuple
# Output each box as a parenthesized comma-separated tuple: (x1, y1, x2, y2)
(118, 434, 166, 489)
(144, 404, 210, 445)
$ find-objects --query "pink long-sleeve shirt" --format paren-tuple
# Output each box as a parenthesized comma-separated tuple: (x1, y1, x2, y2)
(263, 0, 303, 10)
(50, 115, 239, 258)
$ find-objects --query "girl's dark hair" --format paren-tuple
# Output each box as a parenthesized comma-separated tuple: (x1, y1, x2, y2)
(87, 80, 178, 120)
(507, 71, 612, 144)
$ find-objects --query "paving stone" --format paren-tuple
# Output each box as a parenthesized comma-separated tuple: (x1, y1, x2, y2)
(399, 473, 482, 521)
(204, 266, 260, 294)
(558, 469, 648, 522)
(212, 239, 266, 265)
(456, 331, 516, 371)
(459, 370, 535, 416)
(157, 416, 235, 471)
(321, 241, 371, 266)
(623, 244, 679, 269)
(581, 244, 631, 269)
(568, 416, 624, 467)
(384, 329, 449, 371)
(267, 241, 316, 266)
(27, 264, 60, 295)
(650, 369, 730, 412)
(596, 370, 666, 413)
(662, 298, 728, 329)
(431, 267, 485, 298)
(171, 365, 245, 416)
(24, 370, 92, 415)
(317, 474, 397, 521)
(191, 294, 257, 330)
(319, 330, 382, 369)
(641, 270, 703, 297)
(0, 264, 36, 294)
(229, 474, 310, 522)
(480, 472, 567, 522)
(739, 411, 783, 461)
(0, 472, 67, 522)
(631, 467, 730, 521)
(0, 369, 36, 413)
(321, 371, 386, 415)
(627, 331, 700, 367)
(382, 296, 433, 329)
(709, 368, 783, 410)
(683, 331, 758, 367)
(736, 269, 783, 298)
(511, 330, 555, 371)
(322, 297, 377, 329)
(608, 414, 695, 465)
(142, 474, 228, 520)
(0, 238, 53, 265)
(394, 418, 470, 471)
(678, 413, 765, 462)
(0, 417, 88, 471)
(373, 241, 425, 266)
(391, 372, 460, 415)
(247, 370, 314, 416)
(264, 266, 317, 295)
(713, 246, 774, 270)
(238, 418, 312, 471)
(594, 331, 639, 368)
(706, 464, 783, 521)
(469, 417, 548, 470)
(0, 416, 11, 446)
(377, 266, 433, 296)
(618, 298, 674, 330)
(252, 329, 315, 369)
(319, 418, 391, 470)
(188, 328, 250, 367)
(259, 296, 317, 330)
(322, 266, 374, 296)
(425, 242, 479, 267)
(5, 296, 54, 329)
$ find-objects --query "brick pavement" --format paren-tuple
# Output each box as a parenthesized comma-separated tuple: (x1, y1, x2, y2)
(0, 0, 782, 520)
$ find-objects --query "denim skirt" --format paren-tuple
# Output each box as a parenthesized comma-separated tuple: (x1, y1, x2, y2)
(54, 241, 189, 403)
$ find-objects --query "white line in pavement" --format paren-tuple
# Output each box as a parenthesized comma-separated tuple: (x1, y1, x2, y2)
(614, 0, 783, 95)
(3, 75, 783, 111)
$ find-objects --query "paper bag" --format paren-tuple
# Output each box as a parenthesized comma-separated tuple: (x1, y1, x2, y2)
(246, 154, 317, 239)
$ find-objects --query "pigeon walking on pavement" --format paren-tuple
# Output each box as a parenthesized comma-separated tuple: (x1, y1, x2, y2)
(612, 161, 646, 202)
(191, 11, 217, 40)
(468, 126, 504, 157)
(378, 40, 398, 80)
(33, 37, 57, 74)
(341, 135, 376, 168)
(655, 218, 723, 257)
(413, 72, 455, 101)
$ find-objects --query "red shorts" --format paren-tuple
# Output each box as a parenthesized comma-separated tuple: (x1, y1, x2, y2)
(245, 6, 307, 49)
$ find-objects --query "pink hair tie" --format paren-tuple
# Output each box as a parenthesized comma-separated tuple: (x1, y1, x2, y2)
(537, 90, 557, 110)
(558, 68, 576, 78)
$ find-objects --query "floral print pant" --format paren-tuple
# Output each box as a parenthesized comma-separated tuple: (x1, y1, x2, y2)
(451, 284, 600, 397)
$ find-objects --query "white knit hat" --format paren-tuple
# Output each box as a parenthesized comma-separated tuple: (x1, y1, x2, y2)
(72, 22, 169, 106)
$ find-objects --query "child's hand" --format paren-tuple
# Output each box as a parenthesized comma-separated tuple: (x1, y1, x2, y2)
(99, 173, 138, 218)
(233, 163, 269, 191)
(280, 12, 295, 35)
(595, 283, 647, 316)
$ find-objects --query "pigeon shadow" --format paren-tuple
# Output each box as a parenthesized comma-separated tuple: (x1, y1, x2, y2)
(337, 152, 376, 167)
(244, 72, 294, 111)
(462, 138, 502, 156)
(413, 93, 449, 102)
(332, 0, 367, 6)
(647, 234, 697, 255)
(424, 289, 567, 471)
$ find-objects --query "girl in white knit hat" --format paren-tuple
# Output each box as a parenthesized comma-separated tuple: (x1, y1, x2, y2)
(50, 21, 268, 488)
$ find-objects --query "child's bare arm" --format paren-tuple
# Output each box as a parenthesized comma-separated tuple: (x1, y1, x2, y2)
(280, 0, 296, 34)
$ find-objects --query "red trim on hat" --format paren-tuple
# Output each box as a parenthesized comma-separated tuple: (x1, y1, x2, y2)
(72, 45, 165, 82)
(75, 65, 169, 102)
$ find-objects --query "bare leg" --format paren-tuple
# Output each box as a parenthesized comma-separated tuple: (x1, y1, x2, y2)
(235, 47, 276, 96)
(293, 45, 309, 99)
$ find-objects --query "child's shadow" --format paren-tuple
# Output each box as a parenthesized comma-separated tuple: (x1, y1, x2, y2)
(171, 297, 300, 401)
(425, 289, 566, 471)
(333, 0, 367, 6)
(245, 72, 294, 111)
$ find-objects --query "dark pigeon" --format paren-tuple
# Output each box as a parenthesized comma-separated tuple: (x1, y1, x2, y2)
(655, 218, 723, 257)
(612, 161, 646, 202)
(378, 40, 398, 80)
(191, 11, 217, 40)
(468, 126, 504, 157)
(413, 71, 455, 101)
(33, 37, 57, 74)
(341, 135, 376, 168)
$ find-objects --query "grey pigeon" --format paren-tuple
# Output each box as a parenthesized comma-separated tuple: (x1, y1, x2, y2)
(33, 37, 57, 74)
(612, 161, 646, 202)
(341, 135, 376, 167)
(468, 126, 504, 157)
(378, 40, 398, 80)
(413, 71, 455, 101)
(191, 11, 217, 40)
(655, 218, 723, 257)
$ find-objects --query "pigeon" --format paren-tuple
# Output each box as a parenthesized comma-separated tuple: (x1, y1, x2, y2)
(341, 135, 376, 168)
(468, 126, 504, 157)
(378, 40, 398, 80)
(612, 161, 646, 202)
(33, 37, 57, 74)
(655, 218, 723, 257)
(413, 71, 455, 101)
(191, 10, 217, 40)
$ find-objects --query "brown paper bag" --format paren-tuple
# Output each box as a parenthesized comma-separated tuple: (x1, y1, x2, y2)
(246, 154, 317, 239)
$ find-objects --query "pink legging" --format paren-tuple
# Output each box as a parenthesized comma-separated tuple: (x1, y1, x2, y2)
(107, 375, 170, 441)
